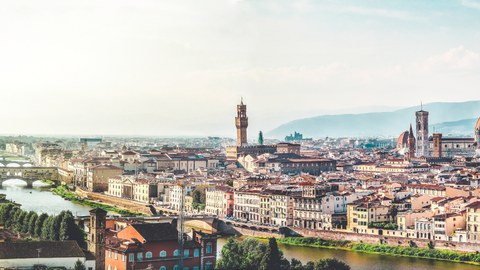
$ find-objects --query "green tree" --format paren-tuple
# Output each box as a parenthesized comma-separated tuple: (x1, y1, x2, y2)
(60, 211, 86, 247)
(35, 213, 48, 238)
(0, 203, 14, 225)
(192, 187, 207, 210)
(50, 211, 66, 240)
(41, 216, 54, 240)
(264, 238, 282, 270)
(28, 212, 38, 236)
(22, 211, 35, 233)
(5, 206, 21, 229)
(216, 237, 245, 270)
(14, 210, 27, 232)
(73, 259, 86, 270)
(258, 131, 264, 145)
(314, 258, 350, 270)
(290, 259, 305, 270)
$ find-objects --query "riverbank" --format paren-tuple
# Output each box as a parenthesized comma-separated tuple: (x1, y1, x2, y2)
(276, 237, 480, 266)
(52, 186, 142, 216)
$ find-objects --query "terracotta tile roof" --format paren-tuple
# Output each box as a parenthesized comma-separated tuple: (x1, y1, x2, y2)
(131, 223, 178, 242)
(0, 241, 85, 259)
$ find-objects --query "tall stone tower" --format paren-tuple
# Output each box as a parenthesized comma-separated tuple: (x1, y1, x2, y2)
(88, 208, 107, 270)
(432, 133, 443, 158)
(415, 105, 429, 157)
(406, 124, 416, 160)
(235, 98, 248, 146)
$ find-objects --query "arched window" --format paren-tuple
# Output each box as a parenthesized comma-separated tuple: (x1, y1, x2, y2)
(174, 249, 180, 256)
(174, 266, 179, 270)
(160, 267, 166, 270)
(160, 250, 167, 257)
(146, 251, 153, 259)
(206, 243, 212, 254)
(194, 248, 199, 257)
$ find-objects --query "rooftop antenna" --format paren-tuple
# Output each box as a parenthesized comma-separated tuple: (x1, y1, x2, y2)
(241, 96, 244, 105)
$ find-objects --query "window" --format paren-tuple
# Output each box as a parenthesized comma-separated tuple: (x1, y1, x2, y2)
(184, 249, 189, 258)
(146, 251, 153, 259)
(174, 266, 179, 270)
(206, 243, 212, 254)
(108, 250, 111, 258)
(160, 267, 166, 270)
(108, 266, 111, 270)
(194, 249, 199, 257)
(137, 252, 143, 261)
(129, 253, 134, 262)
(114, 251, 118, 259)
(205, 262, 213, 270)
(193, 267, 199, 270)
(184, 268, 189, 270)
(174, 249, 180, 256)
(160, 250, 167, 257)
(122, 254, 125, 262)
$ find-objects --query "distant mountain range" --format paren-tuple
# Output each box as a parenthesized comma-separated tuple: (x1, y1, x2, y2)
(267, 101, 480, 139)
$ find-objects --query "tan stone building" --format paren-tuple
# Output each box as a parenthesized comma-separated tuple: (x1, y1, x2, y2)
(466, 201, 480, 242)
(86, 164, 122, 192)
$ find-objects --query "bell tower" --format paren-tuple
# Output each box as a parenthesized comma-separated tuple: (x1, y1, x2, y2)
(88, 208, 107, 270)
(415, 103, 429, 157)
(235, 98, 248, 146)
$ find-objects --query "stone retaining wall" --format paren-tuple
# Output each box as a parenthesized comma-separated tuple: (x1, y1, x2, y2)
(74, 188, 152, 215)
(291, 227, 480, 253)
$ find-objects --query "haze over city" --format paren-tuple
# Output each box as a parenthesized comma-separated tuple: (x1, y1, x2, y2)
(2, 0, 480, 136)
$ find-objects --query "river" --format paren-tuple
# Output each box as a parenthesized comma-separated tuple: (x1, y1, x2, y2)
(1, 181, 479, 270)
(0, 178, 91, 216)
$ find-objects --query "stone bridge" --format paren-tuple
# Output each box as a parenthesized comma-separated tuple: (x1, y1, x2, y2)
(0, 160, 33, 167)
(75, 215, 220, 234)
(0, 167, 59, 187)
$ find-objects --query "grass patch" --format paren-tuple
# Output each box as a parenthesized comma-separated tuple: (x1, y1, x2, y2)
(41, 180, 56, 186)
(277, 237, 480, 265)
(52, 186, 142, 216)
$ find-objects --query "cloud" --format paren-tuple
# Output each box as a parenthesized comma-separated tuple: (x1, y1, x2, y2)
(417, 46, 480, 72)
(328, 5, 420, 21)
(460, 0, 480, 10)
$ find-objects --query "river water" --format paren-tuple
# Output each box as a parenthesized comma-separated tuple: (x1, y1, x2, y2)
(1, 180, 479, 270)
(0, 179, 91, 216)
(215, 235, 480, 270)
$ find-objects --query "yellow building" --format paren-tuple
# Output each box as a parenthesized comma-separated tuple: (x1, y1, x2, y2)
(347, 201, 391, 234)
(466, 201, 480, 242)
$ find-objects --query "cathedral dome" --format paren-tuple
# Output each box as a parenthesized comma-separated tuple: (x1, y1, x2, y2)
(397, 131, 409, 149)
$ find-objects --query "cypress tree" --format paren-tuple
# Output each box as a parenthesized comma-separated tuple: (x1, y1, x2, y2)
(28, 212, 38, 236)
(35, 213, 48, 238)
(258, 131, 264, 145)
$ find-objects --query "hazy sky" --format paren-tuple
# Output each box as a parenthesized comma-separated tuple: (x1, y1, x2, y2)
(1, 0, 480, 137)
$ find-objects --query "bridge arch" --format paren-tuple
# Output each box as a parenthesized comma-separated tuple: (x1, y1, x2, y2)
(184, 219, 216, 233)
(1, 178, 28, 186)
(6, 163, 21, 167)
